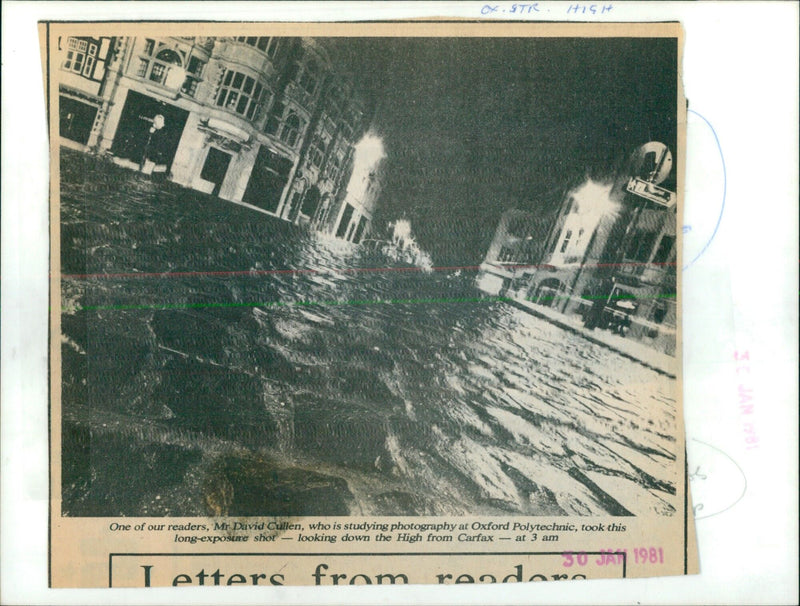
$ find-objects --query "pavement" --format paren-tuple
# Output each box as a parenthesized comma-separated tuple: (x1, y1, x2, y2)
(504, 296, 678, 378)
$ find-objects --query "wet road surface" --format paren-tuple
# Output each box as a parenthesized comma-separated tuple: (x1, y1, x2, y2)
(59, 149, 678, 517)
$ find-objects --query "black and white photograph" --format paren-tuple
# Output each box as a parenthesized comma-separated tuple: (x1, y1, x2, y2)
(56, 29, 681, 523)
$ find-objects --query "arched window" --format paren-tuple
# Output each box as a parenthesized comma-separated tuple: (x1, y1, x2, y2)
(280, 113, 303, 147)
(310, 138, 326, 167)
(327, 153, 342, 181)
(155, 48, 183, 66)
(141, 45, 184, 85)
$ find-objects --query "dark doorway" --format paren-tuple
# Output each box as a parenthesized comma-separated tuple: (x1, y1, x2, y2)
(283, 192, 302, 222)
(353, 216, 368, 243)
(110, 90, 189, 171)
(300, 186, 321, 218)
(59, 96, 98, 145)
(200, 147, 232, 196)
(335, 203, 355, 239)
(242, 145, 294, 213)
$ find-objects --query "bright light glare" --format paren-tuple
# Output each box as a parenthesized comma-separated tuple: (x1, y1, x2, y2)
(392, 219, 412, 241)
(346, 132, 385, 201)
(572, 179, 619, 224)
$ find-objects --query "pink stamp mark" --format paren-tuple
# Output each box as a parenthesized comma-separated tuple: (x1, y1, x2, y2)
(734, 350, 758, 450)
(561, 548, 664, 568)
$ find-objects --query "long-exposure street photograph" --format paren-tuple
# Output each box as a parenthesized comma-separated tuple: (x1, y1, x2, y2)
(57, 31, 681, 520)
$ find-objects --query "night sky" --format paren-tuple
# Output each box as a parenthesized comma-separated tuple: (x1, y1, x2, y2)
(327, 37, 678, 265)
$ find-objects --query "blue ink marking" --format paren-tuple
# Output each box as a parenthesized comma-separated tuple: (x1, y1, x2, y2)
(482, 3, 540, 15)
(684, 109, 727, 270)
(510, 3, 540, 13)
(566, 3, 613, 15)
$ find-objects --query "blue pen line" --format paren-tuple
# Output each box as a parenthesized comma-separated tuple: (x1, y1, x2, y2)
(684, 109, 727, 270)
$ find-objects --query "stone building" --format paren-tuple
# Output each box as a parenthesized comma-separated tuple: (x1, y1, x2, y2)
(56, 35, 377, 240)
(478, 142, 678, 356)
(327, 139, 384, 244)
(57, 36, 116, 147)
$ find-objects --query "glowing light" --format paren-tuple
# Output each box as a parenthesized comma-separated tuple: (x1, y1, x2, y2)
(346, 132, 385, 202)
(392, 219, 412, 241)
(571, 179, 619, 224)
(550, 179, 620, 266)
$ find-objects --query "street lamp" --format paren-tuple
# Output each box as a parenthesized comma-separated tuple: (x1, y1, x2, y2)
(140, 113, 165, 171)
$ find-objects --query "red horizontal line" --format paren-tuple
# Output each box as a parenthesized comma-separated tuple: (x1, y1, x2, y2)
(59, 265, 478, 279)
(59, 261, 678, 280)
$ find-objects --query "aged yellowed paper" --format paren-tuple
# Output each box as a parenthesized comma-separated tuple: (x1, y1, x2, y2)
(46, 20, 697, 588)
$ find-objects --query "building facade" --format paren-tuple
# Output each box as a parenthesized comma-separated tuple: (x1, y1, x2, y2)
(57, 35, 378, 240)
(327, 148, 383, 245)
(479, 142, 678, 356)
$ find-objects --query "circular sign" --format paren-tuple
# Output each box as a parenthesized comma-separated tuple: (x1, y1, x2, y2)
(630, 141, 673, 185)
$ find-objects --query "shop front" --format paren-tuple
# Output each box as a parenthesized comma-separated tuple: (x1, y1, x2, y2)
(110, 90, 189, 173)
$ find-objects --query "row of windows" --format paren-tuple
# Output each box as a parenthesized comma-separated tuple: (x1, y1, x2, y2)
(326, 153, 343, 182)
(557, 225, 674, 263)
(623, 232, 675, 264)
(264, 101, 305, 147)
(124, 38, 360, 153)
(68, 37, 89, 53)
(559, 228, 584, 253)
(285, 59, 320, 97)
(182, 55, 205, 96)
(137, 41, 182, 86)
(130, 39, 360, 137)
(135, 39, 208, 99)
(127, 38, 360, 124)
(62, 37, 98, 78)
(234, 36, 280, 58)
(234, 38, 358, 117)
(232, 38, 338, 110)
(215, 69, 266, 121)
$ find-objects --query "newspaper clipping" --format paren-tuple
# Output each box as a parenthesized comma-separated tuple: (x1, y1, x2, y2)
(46, 20, 697, 588)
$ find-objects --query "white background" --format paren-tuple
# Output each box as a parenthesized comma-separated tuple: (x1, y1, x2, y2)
(2, 2, 798, 604)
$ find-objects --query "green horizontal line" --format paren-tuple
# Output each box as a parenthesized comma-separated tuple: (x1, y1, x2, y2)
(530, 293, 676, 302)
(69, 292, 675, 312)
